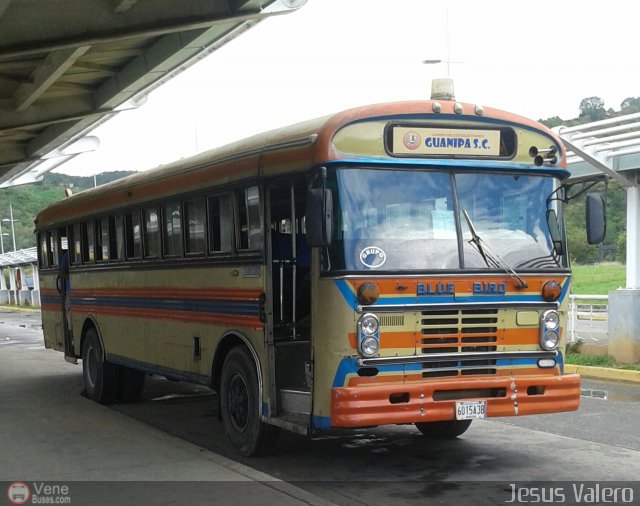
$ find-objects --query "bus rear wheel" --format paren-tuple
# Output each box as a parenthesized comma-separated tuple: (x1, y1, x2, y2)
(220, 347, 279, 456)
(82, 328, 119, 404)
(414, 419, 472, 439)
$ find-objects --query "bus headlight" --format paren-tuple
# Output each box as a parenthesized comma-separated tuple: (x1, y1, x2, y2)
(360, 336, 379, 357)
(360, 314, 379, 336)
(541, 331, 559, 351)
(357, 314, 380, 357)
(539, 310, 560, 351)
(541, 310, 560, 331)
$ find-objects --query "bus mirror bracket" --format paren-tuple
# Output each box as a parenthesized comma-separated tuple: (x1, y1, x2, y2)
(545, 209, 564, 255)
(306, 188, 333, 247)
(585, 192, 606, 245)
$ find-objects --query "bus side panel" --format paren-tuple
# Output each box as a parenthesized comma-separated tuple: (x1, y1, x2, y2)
(311, 275, 355, 428)
(40, 272, 65, 352)
(67, 265, 266, 385)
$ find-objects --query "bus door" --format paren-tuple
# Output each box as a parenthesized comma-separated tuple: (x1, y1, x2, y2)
(53, 228, 75, 361)
(266, 181, 312, 419)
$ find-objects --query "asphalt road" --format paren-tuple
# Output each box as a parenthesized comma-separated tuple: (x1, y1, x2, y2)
(2, 308, 639, 506)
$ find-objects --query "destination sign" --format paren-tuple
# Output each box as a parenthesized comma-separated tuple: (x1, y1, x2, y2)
(392, 126, 501, 156)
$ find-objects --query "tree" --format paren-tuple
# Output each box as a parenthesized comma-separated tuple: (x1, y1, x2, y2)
(620, 97, 640, 114)
(579, 96, 607, 121)
(539, 116, 564, 129)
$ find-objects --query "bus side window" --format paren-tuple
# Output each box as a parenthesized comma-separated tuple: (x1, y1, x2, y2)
(110, 215, 125, 261)
(237, 186, 262, 251)
(38, 232, 48, 268)
(125, 211, 142, 259)
(208, 194, 233, 254)
(48, 230, 59, 267)
(95, 217, 109, 261)
(185, 198, 205, 255)
(144, 207, 161, 258)
(71, 223, 82, 264)
(82, 222, 95, 263)
(163, 201, 183, 257)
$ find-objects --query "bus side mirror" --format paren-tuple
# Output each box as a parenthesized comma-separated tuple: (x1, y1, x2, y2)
(585, 192, 606, 245)
(306, 188, 333, 247)
(545, 210, 564, 255)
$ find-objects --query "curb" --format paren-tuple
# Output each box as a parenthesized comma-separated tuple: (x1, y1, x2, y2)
(565, 364, 640, 384)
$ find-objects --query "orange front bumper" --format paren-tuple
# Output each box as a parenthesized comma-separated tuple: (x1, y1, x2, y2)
(331, 374, 580, 427)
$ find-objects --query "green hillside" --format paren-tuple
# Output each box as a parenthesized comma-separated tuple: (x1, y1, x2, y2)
(0, 171, 136, 251)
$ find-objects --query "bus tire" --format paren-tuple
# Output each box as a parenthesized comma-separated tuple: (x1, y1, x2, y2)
(414, 419, 472, 439)
(118, 367, 146, 402)
(220, 347, 279, 456)
(82, 328, 119, 404)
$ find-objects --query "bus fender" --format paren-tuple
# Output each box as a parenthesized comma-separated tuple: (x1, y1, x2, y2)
(211, 331, 263, 402)
(79, 315, 105, 360)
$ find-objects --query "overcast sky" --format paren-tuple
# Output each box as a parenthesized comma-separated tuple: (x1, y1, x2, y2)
(56, 0, 640, 176)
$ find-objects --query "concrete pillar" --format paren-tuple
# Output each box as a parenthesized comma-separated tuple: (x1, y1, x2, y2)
(608, 289, 640, 364)
(608, 185, 640, 364)
(31, 264, 41, 308)
(8, 267, 16, 305)
(626, 185, 640, 289)
(0, 266, 8, 304)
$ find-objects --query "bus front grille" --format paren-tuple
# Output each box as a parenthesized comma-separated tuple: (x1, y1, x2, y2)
(420, 309, 499, 378)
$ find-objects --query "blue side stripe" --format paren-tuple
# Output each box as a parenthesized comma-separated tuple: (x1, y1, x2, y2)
(68, 295, 260, 315)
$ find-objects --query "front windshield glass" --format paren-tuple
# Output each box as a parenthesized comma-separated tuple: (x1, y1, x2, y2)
(457, 173, 561, 270)
(325, 168, 563, 273)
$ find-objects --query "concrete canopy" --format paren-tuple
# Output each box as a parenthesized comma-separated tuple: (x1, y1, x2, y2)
(0, 0, 305, 187)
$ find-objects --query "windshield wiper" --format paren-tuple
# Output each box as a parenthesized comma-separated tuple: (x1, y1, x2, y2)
(462, 210, 528, 289)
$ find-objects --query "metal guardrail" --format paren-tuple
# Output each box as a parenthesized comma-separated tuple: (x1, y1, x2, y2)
(567, 294, 609, 344)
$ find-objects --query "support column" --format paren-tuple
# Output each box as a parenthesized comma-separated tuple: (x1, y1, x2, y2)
(608, 184, 640, 364)
(0, 267, 8, 304)
(31, 264, 41, 308)
(8, 267, 16, 305)
(625, 185, 640, 289)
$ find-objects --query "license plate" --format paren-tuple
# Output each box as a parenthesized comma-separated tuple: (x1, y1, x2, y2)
(455, 400, 487, 420)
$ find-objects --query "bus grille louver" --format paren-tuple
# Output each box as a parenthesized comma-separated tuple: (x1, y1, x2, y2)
(420, 309, 499, 378)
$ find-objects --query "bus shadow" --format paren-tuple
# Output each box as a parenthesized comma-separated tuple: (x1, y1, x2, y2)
(111, 375, 540, 487)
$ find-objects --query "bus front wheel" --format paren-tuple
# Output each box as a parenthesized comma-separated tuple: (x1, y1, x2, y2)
(82, 328, 119, 404)
(414, 419, 472, 439)
(220, 347, 279, 456)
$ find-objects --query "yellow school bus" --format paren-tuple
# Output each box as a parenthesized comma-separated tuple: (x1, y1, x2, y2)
(36, 84, 605, 456)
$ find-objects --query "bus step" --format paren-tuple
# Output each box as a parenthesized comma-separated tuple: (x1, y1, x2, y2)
(266, 412, 310, 436)
(280, 389, 311, 414)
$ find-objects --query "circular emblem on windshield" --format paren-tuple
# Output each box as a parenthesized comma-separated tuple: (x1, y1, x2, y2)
(359, 246, 387, 268)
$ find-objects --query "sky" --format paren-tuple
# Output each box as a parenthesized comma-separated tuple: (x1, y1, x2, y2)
(55, 0, 640, 176)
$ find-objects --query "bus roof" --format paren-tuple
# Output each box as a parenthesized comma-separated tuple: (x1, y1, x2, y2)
(35, 100, 564, 229)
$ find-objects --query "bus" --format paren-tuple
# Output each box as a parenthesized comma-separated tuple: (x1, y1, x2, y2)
(36, 81, 605, 456)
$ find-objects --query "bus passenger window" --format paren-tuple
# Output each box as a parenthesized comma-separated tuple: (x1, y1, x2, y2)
(163, 202, 183, 257)
(95, 218, 109, 261)
(208, 194, 233, 254)
(185, 198, 205, 255)
(237, 186, 262, 251)
(38, 233, 48, 268)
(125, 211, 142, 259)
(47, 231, 59, 266)
(71, 224, 81, 264)
(144, 207, 161, 258)
(81, 222, 95, 263)
(109, 215, 125, 260)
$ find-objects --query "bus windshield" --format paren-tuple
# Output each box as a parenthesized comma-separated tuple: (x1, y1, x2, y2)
(326, 168, 564, 272)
